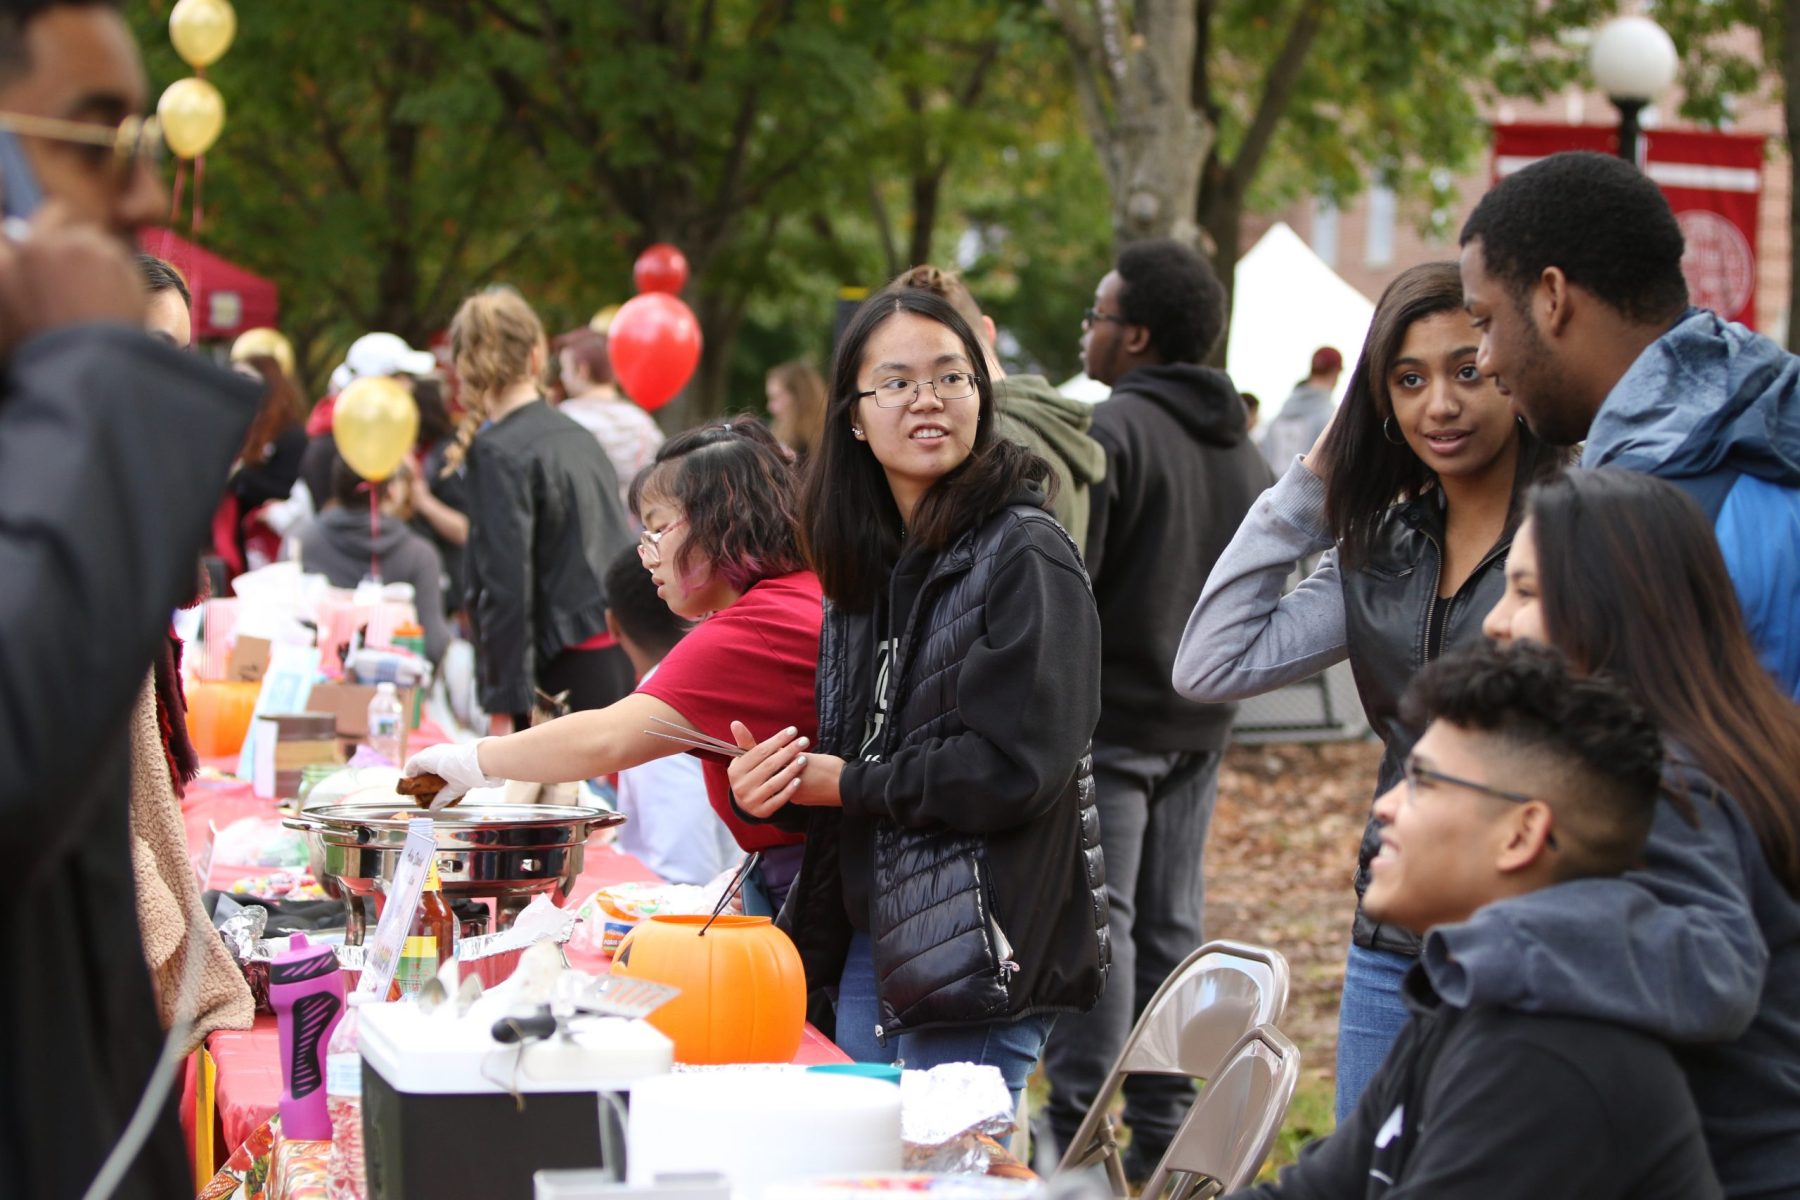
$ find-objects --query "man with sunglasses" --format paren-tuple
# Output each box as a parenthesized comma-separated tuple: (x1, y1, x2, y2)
(1231, 642, 1718, 1199)
(0, 4, 258, 1198)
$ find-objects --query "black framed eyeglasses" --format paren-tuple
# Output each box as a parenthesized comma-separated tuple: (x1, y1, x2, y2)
(0, 111, 164, 189)
(1402, 758, 1558, 850)
(855, 370, 980, 409)
(1082, 307, 1128, 331)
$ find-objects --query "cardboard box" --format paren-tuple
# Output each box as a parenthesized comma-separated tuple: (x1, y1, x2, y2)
(307, 681, 420, 740)
(227, 635, 271, 683)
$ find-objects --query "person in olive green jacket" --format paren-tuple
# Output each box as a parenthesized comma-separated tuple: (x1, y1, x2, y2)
(890, 265, 1107, 549)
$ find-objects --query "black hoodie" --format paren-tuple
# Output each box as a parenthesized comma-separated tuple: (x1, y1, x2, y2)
(1085, 363, 1272, 752)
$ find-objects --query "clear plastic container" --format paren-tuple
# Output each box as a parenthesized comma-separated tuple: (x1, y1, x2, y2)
(325, 993, 377, 1200)
(366, 682, 405, 765)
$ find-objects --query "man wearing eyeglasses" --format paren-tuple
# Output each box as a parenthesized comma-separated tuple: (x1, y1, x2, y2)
(1043, 238, 1273, 1176)
(1230, 642, 1718, 1199)
(0, 4, 259, 1199)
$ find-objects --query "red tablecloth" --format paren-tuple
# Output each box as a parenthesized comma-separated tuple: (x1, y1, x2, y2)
(188, 765, 850, 1157)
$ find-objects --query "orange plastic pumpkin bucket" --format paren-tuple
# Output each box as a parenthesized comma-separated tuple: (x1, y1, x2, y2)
(185, 680, 262, 758)
(611, 914, 806, 1064)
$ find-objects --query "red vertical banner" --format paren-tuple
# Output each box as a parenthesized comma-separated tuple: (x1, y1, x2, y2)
(1492, 124, 1766, 329)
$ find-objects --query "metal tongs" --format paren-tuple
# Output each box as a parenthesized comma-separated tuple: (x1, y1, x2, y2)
(491, 975, 682, 1044)
(640, 716, 746, 762)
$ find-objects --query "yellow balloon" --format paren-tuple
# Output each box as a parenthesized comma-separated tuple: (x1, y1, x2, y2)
(158, 77, 225, 159)
(230, 327, 296, 380)
(333, 377, 419, 483)
(169, 0, 236, 69)
(589, 304, 621, 334)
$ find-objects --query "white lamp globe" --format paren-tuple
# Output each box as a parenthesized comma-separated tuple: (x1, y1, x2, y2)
(1590, 16, 1680, 102)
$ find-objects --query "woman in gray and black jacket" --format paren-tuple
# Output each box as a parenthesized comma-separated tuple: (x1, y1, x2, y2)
(729, 289, 1108, 1104)
(1173, 262, 1557, 1120)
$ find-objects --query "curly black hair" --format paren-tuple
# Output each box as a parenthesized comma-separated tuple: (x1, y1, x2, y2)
(1460, 152, 1688, 326)
(1114, 239, 1227, 365)
(1400, 640, 1665, 878)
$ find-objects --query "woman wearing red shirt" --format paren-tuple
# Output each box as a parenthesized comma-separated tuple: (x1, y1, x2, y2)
(405, 417, 817, 908)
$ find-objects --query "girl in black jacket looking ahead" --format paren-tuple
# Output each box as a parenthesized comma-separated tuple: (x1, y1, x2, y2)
(730, 289, 1109, 1101)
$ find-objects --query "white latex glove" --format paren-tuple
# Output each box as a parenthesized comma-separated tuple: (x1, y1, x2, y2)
(405, 739, 501, 809)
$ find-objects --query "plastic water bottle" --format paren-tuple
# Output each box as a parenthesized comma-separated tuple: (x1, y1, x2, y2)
(325, 993, 375, 1200)
(366, 682, 405, 765)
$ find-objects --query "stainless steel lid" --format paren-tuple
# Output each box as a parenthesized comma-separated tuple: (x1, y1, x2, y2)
(286, 802, 624, 851)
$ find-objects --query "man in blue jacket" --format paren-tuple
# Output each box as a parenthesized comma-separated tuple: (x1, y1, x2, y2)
(1232, 643, 1718, 1199)
(1460, 150, 1800, 695)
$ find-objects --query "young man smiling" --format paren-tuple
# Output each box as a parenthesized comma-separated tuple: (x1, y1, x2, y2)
(1231, 642, 1719, 1200)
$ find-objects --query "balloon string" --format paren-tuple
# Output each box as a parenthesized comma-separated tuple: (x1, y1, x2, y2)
(192, 153, 204, 237)
(168, 159, 187, 225)
(367, 485, 381, 584)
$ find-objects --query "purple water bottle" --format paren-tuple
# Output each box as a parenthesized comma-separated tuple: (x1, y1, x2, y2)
(269, 933, 347, 1140)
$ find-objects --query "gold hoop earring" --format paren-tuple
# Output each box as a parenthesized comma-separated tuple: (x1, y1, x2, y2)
(1383, 416, 1406, 445)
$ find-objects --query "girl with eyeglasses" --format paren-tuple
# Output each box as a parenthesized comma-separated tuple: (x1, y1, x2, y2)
(1477, 468, 1800, 1197)
(726, 289, 1107, 1102)
(1173, 261, 1560, 1119)
(407, 417, 816, 912)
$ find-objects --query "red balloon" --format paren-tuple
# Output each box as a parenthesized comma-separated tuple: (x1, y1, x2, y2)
(609, 292, 702, 411)
(633, 243, 690, 294)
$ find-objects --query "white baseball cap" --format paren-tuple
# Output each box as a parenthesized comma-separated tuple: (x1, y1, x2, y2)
(334, 332, 437, 391)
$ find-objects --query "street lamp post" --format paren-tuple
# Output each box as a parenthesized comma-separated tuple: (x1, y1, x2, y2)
(1590, 16, 1680, 166)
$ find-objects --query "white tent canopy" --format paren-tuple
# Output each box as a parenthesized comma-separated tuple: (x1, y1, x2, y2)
(1058, 223, 1377, 418)
(1225, 222, 1375, 421)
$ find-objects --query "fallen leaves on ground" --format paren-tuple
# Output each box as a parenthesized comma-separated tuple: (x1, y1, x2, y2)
(1204, 738, 1385, 1112)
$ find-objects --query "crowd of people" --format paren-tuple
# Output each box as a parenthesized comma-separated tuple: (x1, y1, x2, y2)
(6, 2, 1800, 1199)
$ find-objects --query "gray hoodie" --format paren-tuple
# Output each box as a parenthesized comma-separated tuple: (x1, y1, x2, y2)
(1422, 756, 1800, 1198)
(296, 508, 452, 664)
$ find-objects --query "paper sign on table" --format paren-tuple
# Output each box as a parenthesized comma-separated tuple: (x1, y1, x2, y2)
(357, 819, 435, 1000)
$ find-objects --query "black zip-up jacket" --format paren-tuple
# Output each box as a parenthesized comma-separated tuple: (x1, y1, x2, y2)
(464, 400, 630, 715)
(1342, 492, 1514, 956)
(776, 500, 1110, 1040)
(1232, 964, 1720, 1200)
(1086, 363, 1272, 752)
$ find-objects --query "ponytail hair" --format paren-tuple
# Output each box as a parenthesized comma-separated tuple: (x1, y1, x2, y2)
(442, 285, 546, 473)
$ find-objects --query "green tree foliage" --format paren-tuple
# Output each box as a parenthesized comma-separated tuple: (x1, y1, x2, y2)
(1053, 1, 1647, 353)
(132, 0, 1113, 411)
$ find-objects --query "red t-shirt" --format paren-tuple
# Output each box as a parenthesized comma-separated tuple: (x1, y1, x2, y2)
(635, 571, 821, 852)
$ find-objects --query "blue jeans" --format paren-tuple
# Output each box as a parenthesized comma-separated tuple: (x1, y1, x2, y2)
(835, 931, 1054, 1108)
(1334, 942, 1413, 1122)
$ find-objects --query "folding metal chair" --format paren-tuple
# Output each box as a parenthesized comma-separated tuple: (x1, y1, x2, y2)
(1056, 940, 1290, 1196)
(1138, 1024, 1300, 1199)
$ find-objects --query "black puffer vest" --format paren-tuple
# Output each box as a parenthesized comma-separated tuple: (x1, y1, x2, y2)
(777, 504, 1110, 1038)
(1342, 492, 1513, 956)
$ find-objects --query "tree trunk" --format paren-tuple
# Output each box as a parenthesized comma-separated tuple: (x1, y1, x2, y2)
(1198, 170, 1243, 367)
(1049, 0, 1214, 250)
(1785, 0, 1800, 349)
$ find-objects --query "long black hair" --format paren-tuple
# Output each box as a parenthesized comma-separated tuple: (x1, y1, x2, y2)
(1316, 261, 1554, 568)
(801, 288, 1051, 611)
(1528, 469, 1800, 896)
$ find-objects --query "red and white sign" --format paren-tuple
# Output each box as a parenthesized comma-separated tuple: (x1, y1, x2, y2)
(1491, 124, 1766, 329)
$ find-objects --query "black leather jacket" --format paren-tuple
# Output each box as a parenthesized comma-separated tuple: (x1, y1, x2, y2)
(776, 502, 1110, 1039)
(1343, 491, 1514, 955)
(464, 400, 631, 715)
